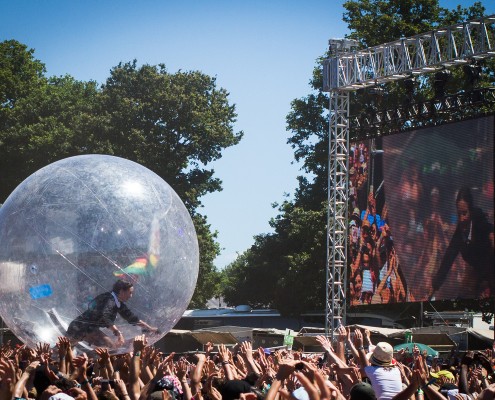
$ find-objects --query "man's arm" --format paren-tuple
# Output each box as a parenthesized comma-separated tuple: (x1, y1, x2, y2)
(431, 228, 462, 295)
(264, 362, 295, 400)
(130, 335, 146, 400)
(239, 341, 261, 376)
(73, 354, 97, 400)
(353, 330, 370, 368)
(118, 304, 159, 333)
(190, 353, 206, 397)
(335, 325, 347, 363)
(13, 361, 39, 399)
(217, 344, 235, 381)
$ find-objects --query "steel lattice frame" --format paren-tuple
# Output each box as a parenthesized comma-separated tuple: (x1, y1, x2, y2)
(326, 90, 349, 334)
(323, 15, 495, 337)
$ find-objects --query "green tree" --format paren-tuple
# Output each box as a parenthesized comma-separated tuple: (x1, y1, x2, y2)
(0, 46, 100, 200)
(219, 59, 330, 314)
(89, 61, 243, 307)
(343, 0, 486, 48)
(190, 213, 221, 308)
(91, 61, 242, 210)
(0, 43, 242, 308)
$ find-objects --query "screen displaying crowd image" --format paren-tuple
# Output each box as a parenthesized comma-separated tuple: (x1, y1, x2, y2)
(348, 115, 494, 305)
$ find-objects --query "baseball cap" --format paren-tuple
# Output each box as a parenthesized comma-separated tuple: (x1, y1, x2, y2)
(431, 370, 455, 381)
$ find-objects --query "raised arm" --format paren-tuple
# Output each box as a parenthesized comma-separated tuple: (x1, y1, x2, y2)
(96, 347, 114, 377)
(13, 360, 39, 399)
(130, 335, 146, 400)
(265, 361, 295, 400)
(72, 354, 97, 400)
(335, 325, 347, 363)
(315, 335, 345, 368)
(217, 344, 235, 381)
(190, 353, 206, 397)
(239, 341, 261, 376)
(345, 327, 359, 362)
(138, 358, 167, 400)
(352, 330, 369, 368)
(176, 360, 193, 400)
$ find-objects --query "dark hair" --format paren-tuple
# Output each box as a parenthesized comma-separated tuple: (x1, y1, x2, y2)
(98, 391, 119, 400)
(112, 280, 133, 294)
(456, 186, 474, 212)
(54, 376, 78, 391)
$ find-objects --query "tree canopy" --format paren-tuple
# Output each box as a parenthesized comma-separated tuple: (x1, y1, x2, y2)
(0, 40, 242, 307)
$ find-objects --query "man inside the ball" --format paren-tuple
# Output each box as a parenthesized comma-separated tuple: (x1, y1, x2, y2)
(66, 279, 158, 348)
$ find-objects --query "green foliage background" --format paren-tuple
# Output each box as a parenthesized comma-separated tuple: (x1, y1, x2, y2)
(0, 41, 243, 308)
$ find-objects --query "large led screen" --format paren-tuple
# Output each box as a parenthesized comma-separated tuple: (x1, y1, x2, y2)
(348, 116, 494, 305)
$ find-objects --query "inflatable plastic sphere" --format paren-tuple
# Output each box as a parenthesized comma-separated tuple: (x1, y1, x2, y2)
(0, 155, 199, 351)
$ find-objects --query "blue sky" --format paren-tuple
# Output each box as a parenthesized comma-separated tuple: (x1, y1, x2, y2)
(1, 1, 492, 269)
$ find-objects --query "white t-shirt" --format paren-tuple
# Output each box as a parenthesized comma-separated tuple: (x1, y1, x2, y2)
(364, 365, 402, 400)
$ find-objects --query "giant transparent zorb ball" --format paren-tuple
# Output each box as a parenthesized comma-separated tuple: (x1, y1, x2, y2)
(0, 155, 199, 350)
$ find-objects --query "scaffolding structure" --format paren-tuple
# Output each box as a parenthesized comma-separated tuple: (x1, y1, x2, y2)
(322, 15, 495, 336)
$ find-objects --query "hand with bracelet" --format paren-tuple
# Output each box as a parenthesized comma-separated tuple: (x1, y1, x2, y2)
(133, 334, 146, 357)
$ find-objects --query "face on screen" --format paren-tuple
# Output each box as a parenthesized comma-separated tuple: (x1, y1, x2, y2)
(456, 200, 471, 229)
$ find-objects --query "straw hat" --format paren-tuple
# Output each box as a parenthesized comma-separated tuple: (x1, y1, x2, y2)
(370, 342, 394, 367)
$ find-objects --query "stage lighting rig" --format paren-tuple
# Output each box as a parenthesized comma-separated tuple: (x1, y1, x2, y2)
(433, 69, 452, 98)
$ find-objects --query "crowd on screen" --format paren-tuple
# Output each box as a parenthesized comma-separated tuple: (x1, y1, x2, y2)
(1, 327, 494, 400)
(348, 143, 407, 306)
(347, 141, 494, 305)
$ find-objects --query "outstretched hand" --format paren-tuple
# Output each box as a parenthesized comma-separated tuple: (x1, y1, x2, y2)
(133, 335, 147, 353)
(316, 335, 334, 353)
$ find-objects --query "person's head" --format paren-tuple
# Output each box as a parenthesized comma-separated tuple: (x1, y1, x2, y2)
(353, 274, 362, 293)
(431, 187, 440, 205)
(370, 342, 394, 367)
(456, 187, 474, 228)
(350, 382, 376, 400)
(431, 370, 455, 384)
(112, 280, 134, 301)
(361, 221, 371, 237)
(42, 385, 72, 400)
(67, 387, 87, 400)
(54, 377, 78, 392)
(370, 222, 379, 240)
(97, 391, 118, 400)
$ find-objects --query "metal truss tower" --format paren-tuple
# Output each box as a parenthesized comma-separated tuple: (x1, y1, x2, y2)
(322, 15, 495, 336)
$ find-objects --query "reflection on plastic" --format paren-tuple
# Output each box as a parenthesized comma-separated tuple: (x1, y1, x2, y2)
(0, 154, 199, 350)
(29, 284, 53, 300)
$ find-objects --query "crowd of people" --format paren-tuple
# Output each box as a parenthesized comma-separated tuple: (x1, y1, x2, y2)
(348, 143, 407, 306)
(0, 326, 494, 400)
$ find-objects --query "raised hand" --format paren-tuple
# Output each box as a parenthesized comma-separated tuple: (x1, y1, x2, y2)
(175, 359, 188, 381)
(337, 325, 346, 343)
(217, 344, 231, 363)
(205, 341, 214, 356)
(133, 335, 146, 354)
(95, 347, 110, 363)
(316, 335, 334, 353)
(275, 360, 296, 381)
(113, 378, 128, 397)
(0, 357, 16, 388)
(72, 353, 89, 379)
(240, 341, 254, 361)
(353, 330, 363, 348)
